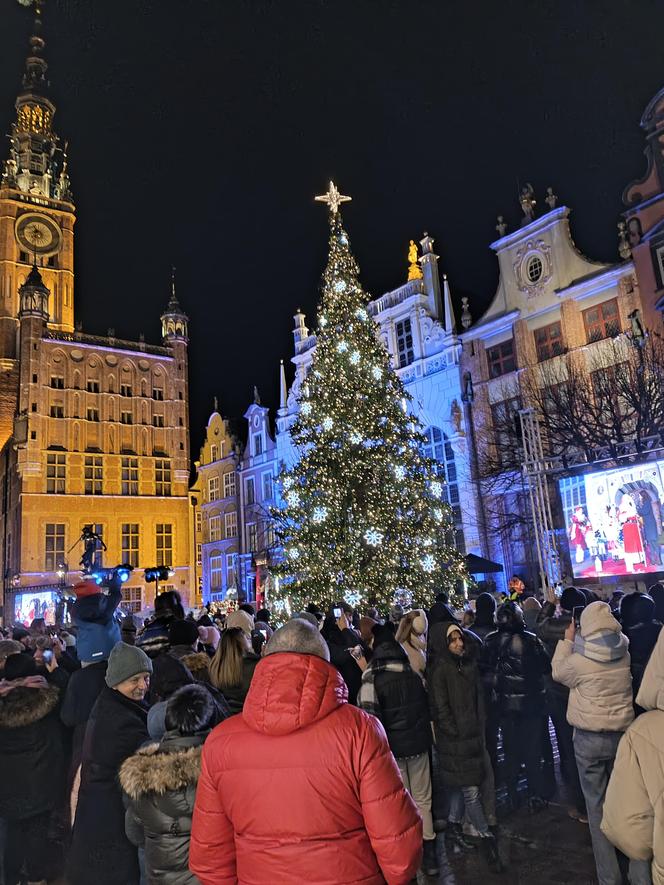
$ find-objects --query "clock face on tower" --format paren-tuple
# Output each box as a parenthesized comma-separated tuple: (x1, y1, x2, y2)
(14, 213, 63, 257)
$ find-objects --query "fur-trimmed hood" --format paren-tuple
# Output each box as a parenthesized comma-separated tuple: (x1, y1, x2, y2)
(180, 651, 210, 680)
(0, 683, 59, 728)
(119, 741, 202, 800)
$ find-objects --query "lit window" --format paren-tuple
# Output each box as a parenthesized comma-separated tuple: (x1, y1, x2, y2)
(122, 523, 139, 567)
(155, 459, 171, 496)
(122, 586, 142, 613)
(121, 457, 139, 495)
(223, 471, 236, 497)
(44, 523, 65, 570)
(583, 299, 621, 343)
(46, 453, 66, 494)
(209, 515, 221, 542)
(395, 318, 414, 367)
(156, 523, 173, 567)
(224, 512, 237, 539)
(208, 475, 220, 502)
(210, 555, 223, 589)
(534, 322, 564, 362)
(84, 455, 102, 494)
(487, 338, 516, 378)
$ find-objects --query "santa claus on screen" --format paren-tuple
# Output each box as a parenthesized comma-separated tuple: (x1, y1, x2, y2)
(618, 492, 646, 572)
(569, 506, 593, 564)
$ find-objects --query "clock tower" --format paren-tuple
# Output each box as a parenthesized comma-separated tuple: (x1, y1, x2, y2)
(0, 0, 75, 364)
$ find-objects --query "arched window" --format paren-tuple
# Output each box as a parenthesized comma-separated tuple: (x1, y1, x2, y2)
(423, 426, 465, 552)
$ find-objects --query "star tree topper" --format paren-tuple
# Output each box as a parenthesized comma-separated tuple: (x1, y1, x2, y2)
(315, 181, 352, 215)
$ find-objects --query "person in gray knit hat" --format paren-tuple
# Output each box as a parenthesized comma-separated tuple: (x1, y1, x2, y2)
(105, 641, 153, 697)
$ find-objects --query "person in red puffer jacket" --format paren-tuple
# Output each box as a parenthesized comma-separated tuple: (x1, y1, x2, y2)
(190, 617, 422, 885)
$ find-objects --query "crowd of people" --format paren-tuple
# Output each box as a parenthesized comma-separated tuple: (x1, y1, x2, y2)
(0, 574, 662, 884)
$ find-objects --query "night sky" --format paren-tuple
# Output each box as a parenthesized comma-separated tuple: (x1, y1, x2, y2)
(1, 0, 663, 452)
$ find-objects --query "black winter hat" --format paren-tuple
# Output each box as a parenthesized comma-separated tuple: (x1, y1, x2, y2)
(4, 653, 38, 680)
(474, 592, 497, 625)
(168, 619, 200, 647)
(11, 626, 29, 642)
(148, 654, 194, 704)
(165, 683, 217, 736)
(560, 587, 586, 613)
(620, 592, 655, 629)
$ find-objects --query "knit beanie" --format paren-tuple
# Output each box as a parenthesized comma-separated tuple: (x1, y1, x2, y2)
(580, 601, 622, 638)
(446, 623, 463, 643)
(560, 587, 586, 613)
(105, 642, 153, 688)
(4, 653, 38, 680)
(225, 609, 254, 636)
(168, 619, 200, 647)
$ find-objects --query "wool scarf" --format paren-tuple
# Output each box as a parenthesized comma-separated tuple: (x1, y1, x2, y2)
(357, 658, 409, 717)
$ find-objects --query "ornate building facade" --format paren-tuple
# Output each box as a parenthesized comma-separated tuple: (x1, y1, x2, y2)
(0, 7, 194, 618)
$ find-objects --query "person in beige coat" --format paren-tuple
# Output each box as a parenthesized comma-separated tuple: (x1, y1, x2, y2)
(552, 601, 650, 885)
(395, 609, 427, 678)
(602, 628, 664, 884)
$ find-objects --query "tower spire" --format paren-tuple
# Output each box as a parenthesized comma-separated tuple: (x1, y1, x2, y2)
(3, 0, 68, 200)
(442, 274, 457, 335)
(161, 266, 188, 342)
(279, 359, 287, 411)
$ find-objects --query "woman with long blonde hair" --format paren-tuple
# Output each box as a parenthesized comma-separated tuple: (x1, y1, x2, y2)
(395, 609, 428, 677)
(208, 627, 259, 715)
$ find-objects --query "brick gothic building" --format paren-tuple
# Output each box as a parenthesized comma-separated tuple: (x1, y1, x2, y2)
(0, 8, 193, 619)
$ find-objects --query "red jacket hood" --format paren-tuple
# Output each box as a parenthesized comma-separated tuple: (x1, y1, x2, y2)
(242, 652, 348, 736)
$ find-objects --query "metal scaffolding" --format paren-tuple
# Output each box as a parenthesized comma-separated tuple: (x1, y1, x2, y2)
(518, 408, 562, 592)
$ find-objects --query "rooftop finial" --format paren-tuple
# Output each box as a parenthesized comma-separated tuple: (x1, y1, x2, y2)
(315, 180, 351, 215)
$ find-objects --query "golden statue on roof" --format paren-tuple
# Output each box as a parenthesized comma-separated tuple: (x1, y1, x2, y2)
(407, 240, 423, 281)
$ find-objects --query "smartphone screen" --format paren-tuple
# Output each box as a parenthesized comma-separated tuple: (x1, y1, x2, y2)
(42, 649, 53, 664)
(573, 606, 584, 629)
(333, 607, 342, 619)
(259, 629, 267, 639)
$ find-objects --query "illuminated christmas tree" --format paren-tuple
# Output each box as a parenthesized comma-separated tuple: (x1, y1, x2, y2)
(274, 183, 466, 610)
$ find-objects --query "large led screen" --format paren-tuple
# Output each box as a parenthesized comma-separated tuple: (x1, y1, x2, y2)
(559, 459, 664, 579)
(14, 591, 57, 627)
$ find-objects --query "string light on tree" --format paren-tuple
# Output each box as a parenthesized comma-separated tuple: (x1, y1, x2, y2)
(272, 180, 466, 609)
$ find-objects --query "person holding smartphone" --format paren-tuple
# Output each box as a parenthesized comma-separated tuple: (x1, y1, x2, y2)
(551, 601, 649, 885)
(321, 603, 368, 705)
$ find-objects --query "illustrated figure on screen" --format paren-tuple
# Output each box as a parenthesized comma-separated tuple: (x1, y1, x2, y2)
(569, 506, 592, 564)
(601, 505, 621, 560)
(637, 491, 661, 566)
(618, 493, 646, 572)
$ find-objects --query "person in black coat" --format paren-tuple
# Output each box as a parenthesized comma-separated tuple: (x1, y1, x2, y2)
(620, 591, 663, 704)
(121, 684, 224, 885)
(60, 658, 108, 796)
(67, 643, 153, 885)
(137, 590, 186, 659)
(429, 625, 503, 872)
(322, 605, 368, 705)
(535, 586, 587, 819)
(0, 652, 67, 884)
(471, 593, 497, 642)
(357, 624, 438, 877)
(482, 601, 551, 812)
